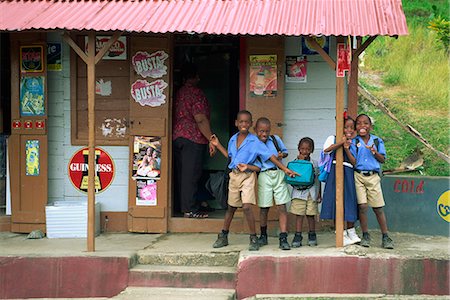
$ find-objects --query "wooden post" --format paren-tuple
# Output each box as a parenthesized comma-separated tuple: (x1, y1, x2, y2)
(348, 37, 361, 119)
(335, 36, 345, 247)
(87, 32, 96, 252)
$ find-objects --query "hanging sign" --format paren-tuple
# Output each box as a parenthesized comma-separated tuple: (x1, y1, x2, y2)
(286, 56, 307, 83)
(68, 147, 115, 194)
(20, 45, 44, 73)
(131, 79, 168, 107)
(20, 76, 45, 116)
(85, 36, 127, 60)
(132, 50, 168, 78)
(302, 36, 330, 55)
(136, 179, 158, 206)
(25, 140, 40, 176)
(132, 136, 162, 179)
(336, 43, 351, 77)
(47, 42, 62, 71)
(249, 55, 277, 97)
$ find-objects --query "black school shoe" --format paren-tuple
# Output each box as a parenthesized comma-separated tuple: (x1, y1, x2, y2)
(279, 232, 291, 250)
(249, 234, 260, 251)
(308, 232, 318, 246)
(258, 234, 268, 246)
(382, 235, 394, 249)
(291, 232, 302, 248)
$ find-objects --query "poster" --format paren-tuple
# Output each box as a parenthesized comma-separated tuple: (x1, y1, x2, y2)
(20, 45, 44, 73)
(302, 36, 330, 55)
(85, 36, 127, 60)
(47, 42, 62, 71)
(286, 56, 307, 83)
(25, 140, 40, 176)
(336, 43, 351, 77)
(249, 55, 277, 97)
(20, 76, 45, 116)
(131, 79, 168, 107)
(136, 179, 157, 206)
(132, 136, 162, 179)
(132, 50, 169, 78)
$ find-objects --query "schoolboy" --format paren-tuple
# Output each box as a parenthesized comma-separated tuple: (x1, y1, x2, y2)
(254, 117, 291, 250)
(211, 110, 295, 251)
(290, 137, 321, 247)
(351, 114, 394, 249)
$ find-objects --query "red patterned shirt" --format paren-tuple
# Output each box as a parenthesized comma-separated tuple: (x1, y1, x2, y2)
(173, 83, 210, 144)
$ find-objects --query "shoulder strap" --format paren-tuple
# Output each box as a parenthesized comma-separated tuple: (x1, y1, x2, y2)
(270, 135, 281, 152)
(356, 137, 379, 154)
(355, 137, 360, 154)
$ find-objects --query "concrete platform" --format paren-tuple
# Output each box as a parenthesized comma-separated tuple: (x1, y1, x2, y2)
(0, 231, 449, 299)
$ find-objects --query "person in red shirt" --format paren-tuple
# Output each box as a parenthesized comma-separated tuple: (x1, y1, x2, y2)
(173, 63, 215, 218)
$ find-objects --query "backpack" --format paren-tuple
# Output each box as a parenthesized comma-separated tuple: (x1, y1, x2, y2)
(318, 136, 335, 183)
(285, 159, 315, 189)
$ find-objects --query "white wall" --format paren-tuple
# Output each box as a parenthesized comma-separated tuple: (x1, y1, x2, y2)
(47, 32, 128, 212)
(283, 36, 347, 161)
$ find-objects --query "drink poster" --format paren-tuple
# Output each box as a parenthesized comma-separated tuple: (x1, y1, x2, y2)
(302, 36, 330, 55)
(132, 50, 168, 78)
(20, 76, 45, 116)
(25, 140, 40, 176)
(85, 36, 127, 60)
(133, 136, 162, 179)
(336, 43, 351, 77)
(249, 55, 277, 97)
(20, 45, 44, 73)
(286, 56, 307, 83)
(136, 179, 157, 206)
(131, 79, 168, 107)
(47, 42, 62, 71)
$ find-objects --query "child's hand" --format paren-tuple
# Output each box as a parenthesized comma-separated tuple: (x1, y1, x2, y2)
(343, 138, 352, 149)
(277, 151, 284, 160)
(210, 134, 219, 147)
(365, 144, 377, 155)
(285, 168, 298, 178)
(317, 196, 322, 203)
(237, 163, 248, 172)
(209, 142, 216, 157)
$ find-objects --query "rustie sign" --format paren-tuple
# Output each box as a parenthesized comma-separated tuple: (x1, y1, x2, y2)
(68, 147, 115, 193)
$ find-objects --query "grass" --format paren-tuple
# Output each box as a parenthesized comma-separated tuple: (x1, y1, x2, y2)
(358, 0, 450, 176)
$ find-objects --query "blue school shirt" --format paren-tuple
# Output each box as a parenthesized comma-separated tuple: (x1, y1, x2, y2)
(259, 135, 288, 171)
(350, 134, 386, 172)
(227, 132, 272, 170)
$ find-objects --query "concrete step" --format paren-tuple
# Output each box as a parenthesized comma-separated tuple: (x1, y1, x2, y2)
(129, 264, 236, 289)
(115, 287, 236, 300)
(137, 251, 239, 267)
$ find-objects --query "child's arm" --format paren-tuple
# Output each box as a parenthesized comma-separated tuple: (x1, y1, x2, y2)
(323, 135, 345, 153)
(237, 163, 261, 173)
(268, 155, 297, 177)
(366, 144, 386, 163)
(344, 138, 356, 166)
(210, 135, 228, 158)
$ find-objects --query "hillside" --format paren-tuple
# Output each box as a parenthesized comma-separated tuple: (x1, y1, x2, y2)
(357, 0, 449, 176)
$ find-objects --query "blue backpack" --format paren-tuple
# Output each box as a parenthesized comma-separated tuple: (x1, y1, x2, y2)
(318, 136, 335, 183)
(285, 159, 315, 189)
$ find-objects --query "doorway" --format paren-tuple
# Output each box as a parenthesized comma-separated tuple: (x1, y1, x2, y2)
(172, 34, 240, 218)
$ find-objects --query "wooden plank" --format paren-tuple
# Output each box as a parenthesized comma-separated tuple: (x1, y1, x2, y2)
(63, 32, 88, 64)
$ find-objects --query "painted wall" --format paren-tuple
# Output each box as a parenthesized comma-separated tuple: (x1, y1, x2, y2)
(46, 32, 128, 212)
(283, 36, 345, 162)
(369, 175, 450, 236)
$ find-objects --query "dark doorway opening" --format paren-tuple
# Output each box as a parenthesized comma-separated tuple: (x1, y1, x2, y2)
(172, 34, 240, 218)
(0, 33, 10, 216)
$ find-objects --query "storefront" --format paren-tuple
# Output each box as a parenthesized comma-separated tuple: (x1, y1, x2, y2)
(0, 1, 408, 244)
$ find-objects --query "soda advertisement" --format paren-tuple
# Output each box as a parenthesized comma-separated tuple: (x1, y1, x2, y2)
(20, 76, 45, 117)
(249, 55, 277, 97)
(85, 36, 127, 60)
(132, 136, 162, 179)
(286, 56, 307, 83)
(25, 140, 40, 176)
(47, 42, 62, 71)
(68, 148, 115, 194)
(20, 45, 44, 73)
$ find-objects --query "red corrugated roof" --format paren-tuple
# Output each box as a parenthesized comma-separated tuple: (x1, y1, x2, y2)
(0, 0, 408, 36)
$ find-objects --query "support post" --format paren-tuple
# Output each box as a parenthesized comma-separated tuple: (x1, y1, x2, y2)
(335, 36, 345, 248)
(87, 32, 96, 252)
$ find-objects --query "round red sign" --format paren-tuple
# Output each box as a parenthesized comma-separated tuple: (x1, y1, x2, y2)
(68, 147, 115, 194)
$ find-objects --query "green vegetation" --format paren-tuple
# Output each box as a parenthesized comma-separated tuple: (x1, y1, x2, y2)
(359, 0, 449, 176)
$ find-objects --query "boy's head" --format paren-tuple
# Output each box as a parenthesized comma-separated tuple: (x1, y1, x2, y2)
(355, 114, 372, 137)
(344, 117, 356, 139)
(297, 137, 314, 159)
(235, 110, 252, 134)
(254, 117, 271, 143)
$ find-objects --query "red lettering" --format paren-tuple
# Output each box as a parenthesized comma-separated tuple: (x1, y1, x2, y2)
(401, 180, 408, 193)
(416, 180, 425, 194)
(394, 179, 401, 193)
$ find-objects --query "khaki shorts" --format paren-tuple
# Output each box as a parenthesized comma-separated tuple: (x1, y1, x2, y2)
(228, 170, 257, 207)
(354, 172, 385, 208)
(258, 170, 291, 208)
(290, 197, 318, 216)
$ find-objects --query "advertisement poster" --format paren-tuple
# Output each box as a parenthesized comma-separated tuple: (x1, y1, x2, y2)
(286, 56, 307, 83)
(249, 55, 277, 97)
(25, 140, 40, 176)
(20, 76, 45, 116)
(336, 43, 351, 77)
(133, 136, 162, 179)
(131, 79, 168, 107)
(20, 45, 44, 73)
(136, 179, 157, 206)
(47, 42, 62, 71)
(302, 36, 330, 55)
(85, 36, 127, 60)
(68, 148, 115, 194)
(132, 50, 169, 78)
